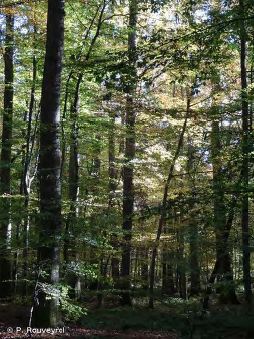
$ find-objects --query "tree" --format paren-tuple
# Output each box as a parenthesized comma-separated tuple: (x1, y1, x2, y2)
(63, 0, 107, 301)
(121, 0, 137, 306)
(0, 0, 253, 328)
(0, 9, 14, 298)
(149, 90, 191, 308)
(210, 117, 238, 304)
(32, 0, 65, 327)
(239, 0, 252, 304)
(187, 137, 201, 296)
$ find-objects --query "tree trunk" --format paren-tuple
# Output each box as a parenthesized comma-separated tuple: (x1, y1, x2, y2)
(162, 250, 175, 296)
(148, 94, 190, 308)
(121, 0, 137, 306)
(239, 0, 252, 304)
(32, 0, 64, 327)
(141, 247, 149, 290)
(203, 195, 239, 309)
(250, 64, 253, 134)
(176, 220, 187, 300)
(108, 113, 120, 280)
(108, 114, 117, 204)
(0, 12, 14, 298)
(21, 49, 38, 297)
(189, 215, 200, 296)
(60, 70, 73, 180)
(210, 119, 238, 305)
(187, 138, 201, 296)
(63, 73, 82, 300)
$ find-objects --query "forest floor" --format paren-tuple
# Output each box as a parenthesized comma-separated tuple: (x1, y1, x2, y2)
(0, 299, 253, 338)
(0, 302, 178, 339)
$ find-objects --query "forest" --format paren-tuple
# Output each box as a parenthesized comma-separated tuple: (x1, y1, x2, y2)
(0, 0, 253, 338)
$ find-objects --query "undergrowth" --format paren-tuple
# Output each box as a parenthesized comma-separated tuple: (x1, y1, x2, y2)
(80, 297, 254, 339)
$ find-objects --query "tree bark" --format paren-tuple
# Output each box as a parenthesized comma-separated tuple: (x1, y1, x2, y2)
(108, 113, 120, 280)
(60, 70, 73, 180)
(177, 225, 187, 300)
(0, 12, 14, 298)
(189, 211, 200, 296)
(162, 250, 175, 296)
(209, 119, 238, 304)
(239, 0, 252, 304)
(32, 0, 65, 327)
(203, 195, 239, 309)
(121, 0, 137, 306)
(63, 73, 82, 300)
(141, 247, 149, 290)
(187, 139, 201, 296)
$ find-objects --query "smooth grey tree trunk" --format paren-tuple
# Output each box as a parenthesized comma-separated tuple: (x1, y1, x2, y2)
(32, 0, 65, 327)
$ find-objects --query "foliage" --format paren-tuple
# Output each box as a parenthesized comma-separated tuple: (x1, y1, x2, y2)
(0, 0, 253, 331)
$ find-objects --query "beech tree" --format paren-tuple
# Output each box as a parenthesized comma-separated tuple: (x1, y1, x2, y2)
(121, 0, 137, 307)
(239, 0, 252, 304)
(32, 0, 65, 327)
(0, 10, 14, 298)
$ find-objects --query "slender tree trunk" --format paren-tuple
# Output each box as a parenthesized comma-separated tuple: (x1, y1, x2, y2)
(0, 12, 14, 298)
(203, 195, 239, 309)
(121, 0, 137, 306)
(162, 249, 175, 296)
(250, 64, 253, 134)
(148, 95, 190, 308)
(187, 139, 201, 296)
(21, 51, 38, 297)
(239, 0, 252, 304)
(63, 73, 82, 300)
(141, 247, 149, 290)
(32, 0, 64, 327)
(108, 113, 120, 279)
(63, 1, 106, 302)
(189, 212, 200, 296)
(210, 120, 238, 304)
(176, 214, 187, 300)
(13, 50, 38, 298)
(108, 115, 117, 204)
(62, 0, 106, 284)
(60, 70, 73, 180)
